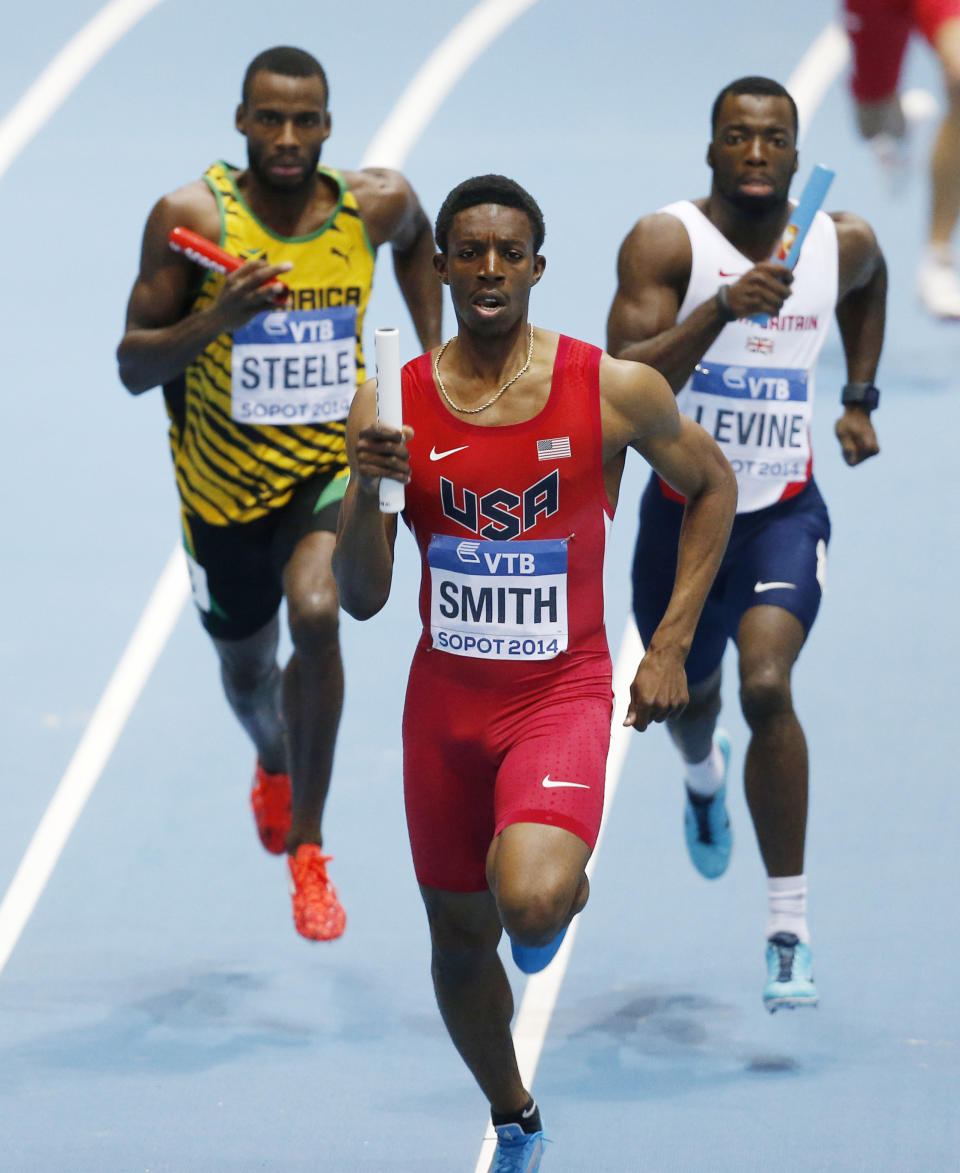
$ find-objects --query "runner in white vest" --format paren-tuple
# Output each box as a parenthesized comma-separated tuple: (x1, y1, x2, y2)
(607, 76, 886, 1011)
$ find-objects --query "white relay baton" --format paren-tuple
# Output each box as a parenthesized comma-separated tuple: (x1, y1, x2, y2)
(375, 327, 405, 514)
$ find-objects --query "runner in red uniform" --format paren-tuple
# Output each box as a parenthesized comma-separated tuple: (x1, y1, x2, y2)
(844, 0, 960, 316)
(333, 175, 737, 1171)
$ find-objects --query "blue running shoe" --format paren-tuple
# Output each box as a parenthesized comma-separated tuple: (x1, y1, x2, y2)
(763, 931, 819, 1012)
(510, 926, 567, 974)
(490, 1123, 545, 1172)
(683, 730, 732, 879)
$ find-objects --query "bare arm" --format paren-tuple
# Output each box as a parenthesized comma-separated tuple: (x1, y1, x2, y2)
(332, 378, 409, 619)
(606, 212, 793, 391)
(350, 168, 443, 352)
(601, 355, 737, 729)
(116, 184, 293, 395)
(832, 212, 885, 466)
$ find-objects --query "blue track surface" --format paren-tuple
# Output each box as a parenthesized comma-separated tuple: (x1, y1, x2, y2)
(2, 2, 958, 1169)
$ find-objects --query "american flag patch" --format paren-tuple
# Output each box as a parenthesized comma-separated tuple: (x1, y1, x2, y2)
(747, 336, 774, 354)
(537, 436, 571, 461)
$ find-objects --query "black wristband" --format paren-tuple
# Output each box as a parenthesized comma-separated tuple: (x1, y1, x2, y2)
(841, 382, 880, 411)
(716, 284, 737, 322)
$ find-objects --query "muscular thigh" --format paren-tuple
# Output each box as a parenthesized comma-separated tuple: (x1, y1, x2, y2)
(402, 654, 612, 893)
(722, 482, 831, 643)
(493, 680, 611, 853)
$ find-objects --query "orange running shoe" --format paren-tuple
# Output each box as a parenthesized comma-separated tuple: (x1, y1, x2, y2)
(287, 844, 346, 941)
(250, 761, 292, 855)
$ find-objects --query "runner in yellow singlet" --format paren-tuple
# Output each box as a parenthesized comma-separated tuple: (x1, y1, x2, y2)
(117, 46, 442, 942)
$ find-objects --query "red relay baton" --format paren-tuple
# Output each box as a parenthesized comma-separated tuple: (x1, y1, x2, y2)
(168, 226, 290, 304)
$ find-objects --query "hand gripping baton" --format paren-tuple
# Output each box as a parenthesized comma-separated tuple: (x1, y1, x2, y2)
(750, 164, 835, 326)
(168, 226, 290, 304)
(375, 328, 405, 514)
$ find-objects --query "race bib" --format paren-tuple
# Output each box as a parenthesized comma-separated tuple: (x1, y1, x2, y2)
(231, 306, 357, 425)
(428, 535, 568, 661)
(686, 360, 811, 481)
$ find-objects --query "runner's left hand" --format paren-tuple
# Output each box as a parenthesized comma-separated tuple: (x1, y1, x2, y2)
(835, 407, 879, 466)
(625, 646, 689, 732)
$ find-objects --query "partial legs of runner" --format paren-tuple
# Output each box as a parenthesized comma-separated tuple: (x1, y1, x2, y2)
(420, 824, 589, 1111)
(212, 616, 286, 774)
(666, 666, 722, 765)
(420, 887, 528, 1115)
(735, 605, 807, 878)
(281, 529, 344, 851)
(930, 18, 960, 250)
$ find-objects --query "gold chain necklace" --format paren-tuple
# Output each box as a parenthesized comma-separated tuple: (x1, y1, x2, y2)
(433, 324, 535, 415)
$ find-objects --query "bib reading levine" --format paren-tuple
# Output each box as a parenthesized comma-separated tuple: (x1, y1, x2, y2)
(659, 200, 837, 513)
(401, 335, 613, 672)
(165, 161, 375, 525)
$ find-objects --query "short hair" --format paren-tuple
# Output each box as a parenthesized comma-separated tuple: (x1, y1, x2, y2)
(241, 46, 328, 105)
(710, 76, 798, 138)
(434, 174, 546, 254)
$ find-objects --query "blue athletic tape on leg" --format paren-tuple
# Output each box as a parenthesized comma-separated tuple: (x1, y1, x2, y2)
(510, 926, 567, 974)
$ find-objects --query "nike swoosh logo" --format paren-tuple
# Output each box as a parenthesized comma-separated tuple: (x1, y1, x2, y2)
(429, 445, 469, 461)
(541, 774, 589, 789)
(754, 581, 796, 593)
(718, 270, 742, 277)
(521, 1103, 537, 1119)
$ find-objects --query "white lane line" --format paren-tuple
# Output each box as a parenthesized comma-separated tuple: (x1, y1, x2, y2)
(0, 0, 547, 975)
(0, 548, 190, 973)
(0, 0, 166, 181)
(472, 22, 854, 1172)
(360, 0, 542, 169)
(472, 621, 643, 1173)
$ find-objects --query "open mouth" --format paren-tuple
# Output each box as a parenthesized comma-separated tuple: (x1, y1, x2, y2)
(473, 292, 505, 315)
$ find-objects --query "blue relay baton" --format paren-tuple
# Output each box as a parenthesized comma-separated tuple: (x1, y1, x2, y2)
(750, 164, 835, 326)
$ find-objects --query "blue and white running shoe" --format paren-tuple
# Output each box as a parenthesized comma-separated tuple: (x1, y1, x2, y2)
(683, 730, 732, 879)
(763, 931, 819, 1012)
(490, 1123, 545, 1172)
(510, 926, 567, 975)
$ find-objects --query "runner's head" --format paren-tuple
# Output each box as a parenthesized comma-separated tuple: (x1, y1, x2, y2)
(707, 77, 799, 212)
(236, 47, 331, 191)
(433, 175, 546, 336)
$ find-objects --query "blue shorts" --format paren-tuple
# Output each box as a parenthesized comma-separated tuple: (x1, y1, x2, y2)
(632, 477, 831, 685)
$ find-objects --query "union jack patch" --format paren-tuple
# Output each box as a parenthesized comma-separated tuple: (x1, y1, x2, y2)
(747, 336, 774, 354)
(537, 436, 571, 461)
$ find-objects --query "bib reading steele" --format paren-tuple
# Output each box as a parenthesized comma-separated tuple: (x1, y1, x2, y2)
(428, 534, 569, 660)
(231, 306, 357, 424)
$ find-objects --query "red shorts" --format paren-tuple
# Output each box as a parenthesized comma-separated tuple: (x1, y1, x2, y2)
(844, 0, 960, 101)
(402, 647, 612, 892)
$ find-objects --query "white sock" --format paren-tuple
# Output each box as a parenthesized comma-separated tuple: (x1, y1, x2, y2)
(684, 740, 724, 799)
(766, 875, 809, 944)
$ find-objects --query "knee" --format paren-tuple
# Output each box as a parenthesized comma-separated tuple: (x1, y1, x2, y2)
(218, 649, 278, 699)
(739, 664, 792, 726)
(288, 592, 340, 657)
(496, 876, 571, 948)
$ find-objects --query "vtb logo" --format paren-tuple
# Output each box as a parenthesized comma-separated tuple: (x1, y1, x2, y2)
(441, 470, 559, 539)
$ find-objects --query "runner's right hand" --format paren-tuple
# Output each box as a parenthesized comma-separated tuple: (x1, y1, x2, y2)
(211, 259, 293, 329)
(355, 424, 414, 496)
(724, 262, 793, 319)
